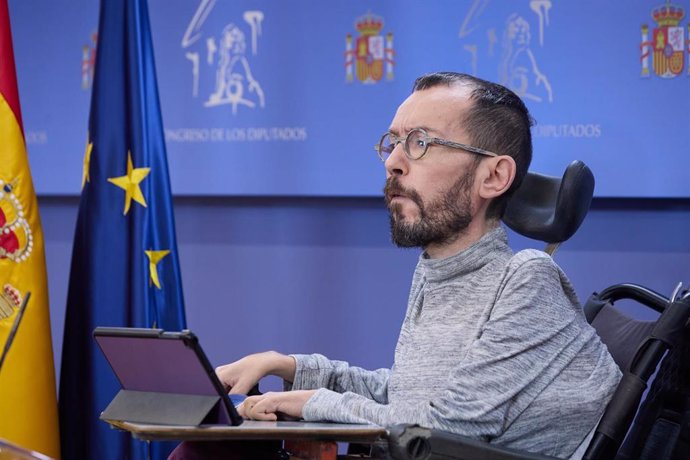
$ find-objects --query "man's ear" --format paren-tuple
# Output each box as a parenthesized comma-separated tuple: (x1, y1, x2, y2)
(478, 155, 516, 199)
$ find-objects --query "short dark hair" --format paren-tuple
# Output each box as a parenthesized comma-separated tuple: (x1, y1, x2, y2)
(412, 72, 534, 219)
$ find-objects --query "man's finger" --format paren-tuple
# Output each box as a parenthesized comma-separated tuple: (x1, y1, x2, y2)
(248, 396, 280, 421)
(250, 410, 278, 421)
(228, 381, 252, 395)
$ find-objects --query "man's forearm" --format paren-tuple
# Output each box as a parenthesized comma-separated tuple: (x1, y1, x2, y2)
(265, 351, 297, 382)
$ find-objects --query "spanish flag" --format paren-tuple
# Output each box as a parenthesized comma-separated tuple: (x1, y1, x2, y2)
(0, 1, 61, 457)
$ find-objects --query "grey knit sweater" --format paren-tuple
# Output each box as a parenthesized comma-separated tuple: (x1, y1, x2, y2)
(290, 226, 621, 458)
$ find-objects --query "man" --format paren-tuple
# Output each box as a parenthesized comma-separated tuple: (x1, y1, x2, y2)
(172, 72, 621, 458)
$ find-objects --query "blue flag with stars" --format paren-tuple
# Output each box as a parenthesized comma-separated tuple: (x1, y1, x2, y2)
(59, 1, 186, 459)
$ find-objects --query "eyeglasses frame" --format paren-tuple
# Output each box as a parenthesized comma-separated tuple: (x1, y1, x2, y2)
(374, 128, 499, 162)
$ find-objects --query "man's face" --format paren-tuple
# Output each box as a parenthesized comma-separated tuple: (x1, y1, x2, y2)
(383, 85, 480, 248)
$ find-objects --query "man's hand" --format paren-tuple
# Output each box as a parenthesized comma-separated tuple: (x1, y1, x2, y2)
(239, 390, 317, 421)
(215, 351, 296, 395)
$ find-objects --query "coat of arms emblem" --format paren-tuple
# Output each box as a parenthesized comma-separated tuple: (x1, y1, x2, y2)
(81, 32, 98, 90)
(641, 1, 689, 78)
(0, 284, 22, 320)
(345, 13, 395, 84)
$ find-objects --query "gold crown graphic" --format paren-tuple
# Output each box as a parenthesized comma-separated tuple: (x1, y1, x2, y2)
(0, 179, 34, 263)
(653, 2, 685, 27)
(356, 13, 384, 36)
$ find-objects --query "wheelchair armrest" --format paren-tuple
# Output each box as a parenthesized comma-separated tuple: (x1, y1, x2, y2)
(387, 424, 558, 460)
(595, 283, 668, 314)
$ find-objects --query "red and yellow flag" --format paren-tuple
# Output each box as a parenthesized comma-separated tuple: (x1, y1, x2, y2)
(0, 1, 60, 457)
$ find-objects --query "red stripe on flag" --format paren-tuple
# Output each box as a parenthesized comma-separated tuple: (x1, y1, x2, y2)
(0, 0, 24, 133)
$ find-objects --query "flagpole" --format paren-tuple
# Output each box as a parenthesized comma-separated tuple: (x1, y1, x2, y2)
(0, 292, 30, 374)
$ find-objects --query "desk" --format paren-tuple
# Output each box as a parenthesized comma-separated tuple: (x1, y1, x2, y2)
(106, 420, 388, 460)
(0, 439, 54, 460)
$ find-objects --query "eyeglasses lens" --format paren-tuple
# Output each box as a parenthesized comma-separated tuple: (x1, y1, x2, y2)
(377, 129, 429, 161)
(406, 129, 427, 159)
(378, 133, 393, 161)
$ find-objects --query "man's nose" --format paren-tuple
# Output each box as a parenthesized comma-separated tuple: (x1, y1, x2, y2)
(384, 142, 408, 177)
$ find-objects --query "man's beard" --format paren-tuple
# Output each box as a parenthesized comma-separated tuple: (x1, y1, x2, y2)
(384, 168, 476, 248)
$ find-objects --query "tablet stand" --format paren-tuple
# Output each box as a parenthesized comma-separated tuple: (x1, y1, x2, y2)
(101, 389, 231, 425)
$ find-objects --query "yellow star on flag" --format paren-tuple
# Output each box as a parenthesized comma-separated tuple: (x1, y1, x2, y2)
(82, 140, 93, 189)
(145, 249, 170, 289)
(107, 151, 150, 215)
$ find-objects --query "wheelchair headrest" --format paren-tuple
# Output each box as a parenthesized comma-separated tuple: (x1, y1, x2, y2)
(503, 160, 595, 244)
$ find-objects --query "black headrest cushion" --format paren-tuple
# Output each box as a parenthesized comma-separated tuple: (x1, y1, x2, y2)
(503, 160, 595, 244)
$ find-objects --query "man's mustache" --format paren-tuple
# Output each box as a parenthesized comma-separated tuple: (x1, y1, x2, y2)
(384, 178, 424, 209)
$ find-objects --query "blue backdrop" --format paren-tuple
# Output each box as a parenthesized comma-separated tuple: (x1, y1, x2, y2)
(10, 0, 690, 197)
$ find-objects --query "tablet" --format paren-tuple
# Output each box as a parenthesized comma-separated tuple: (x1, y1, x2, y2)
(93, 327, 243, 426)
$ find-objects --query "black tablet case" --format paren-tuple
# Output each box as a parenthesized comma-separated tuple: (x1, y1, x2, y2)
(93, 327, 243, 426)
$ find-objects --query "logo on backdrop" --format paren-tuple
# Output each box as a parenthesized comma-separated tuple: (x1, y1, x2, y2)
(182, 0, 265, 114)
(345, 12, 395, 84)
(81, 32, 98, 90)
(459, 0, 554, 103)
(640, 1, 689, 78)
(0, 179, 33, 264)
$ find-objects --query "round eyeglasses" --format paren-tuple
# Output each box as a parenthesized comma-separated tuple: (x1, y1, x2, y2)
(374, 128, 499, 162)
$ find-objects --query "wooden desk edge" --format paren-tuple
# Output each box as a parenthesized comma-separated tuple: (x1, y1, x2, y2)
(106, 420, 388, 443)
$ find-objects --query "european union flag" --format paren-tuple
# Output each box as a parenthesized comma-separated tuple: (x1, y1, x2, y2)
(59, 1, 186, 459)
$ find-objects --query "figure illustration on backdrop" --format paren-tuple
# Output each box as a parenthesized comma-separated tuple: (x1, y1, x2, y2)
(204, 23, 265, 114)
(499, 13, 553, 102)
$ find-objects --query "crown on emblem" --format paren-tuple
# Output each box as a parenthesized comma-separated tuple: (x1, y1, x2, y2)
(0, 178, 34, 263)
(356, 13, 384, 36)
(653, 1, 685, 27)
